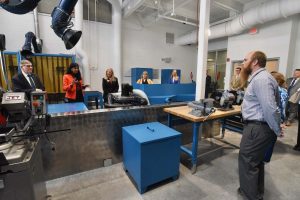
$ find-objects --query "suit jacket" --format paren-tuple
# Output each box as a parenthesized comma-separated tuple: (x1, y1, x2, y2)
(12, 73, 45, 99)
(286, 77, 300, 96)
(102, 77, 119, 103)
(205, 75, 212, 98)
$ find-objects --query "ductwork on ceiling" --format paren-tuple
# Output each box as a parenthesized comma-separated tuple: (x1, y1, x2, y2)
(175, 0, 300, 45)
(33, 8, 43, 52)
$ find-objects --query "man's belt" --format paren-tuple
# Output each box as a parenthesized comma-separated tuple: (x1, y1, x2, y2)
(243, 120, 268, 125)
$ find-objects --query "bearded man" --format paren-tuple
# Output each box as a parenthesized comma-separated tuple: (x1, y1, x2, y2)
(238, 51, 283, 200)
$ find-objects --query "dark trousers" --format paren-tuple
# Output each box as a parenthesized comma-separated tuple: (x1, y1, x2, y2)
(287, 102, 298, 122)
(297, 104, 300, 146)
(239, 123, 277, 200)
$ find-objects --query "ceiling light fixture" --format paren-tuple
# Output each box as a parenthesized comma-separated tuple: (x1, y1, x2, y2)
(171, 0, 175, 16)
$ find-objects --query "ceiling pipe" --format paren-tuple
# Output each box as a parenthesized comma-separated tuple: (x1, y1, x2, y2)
(33, 8, 43, 51)
(158, 15, 198, 27)
(175, 0, 300, 45)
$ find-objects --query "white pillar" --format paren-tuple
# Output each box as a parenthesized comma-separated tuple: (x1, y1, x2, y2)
(107, 0, 122, 85)
(75, 0, 91, 86)
(195, 0, 210, 100)
(75, 0, 83, 49)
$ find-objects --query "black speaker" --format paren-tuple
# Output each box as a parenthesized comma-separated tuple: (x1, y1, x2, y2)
(121, 84, 133, 97)
(63, 30, 82, 50)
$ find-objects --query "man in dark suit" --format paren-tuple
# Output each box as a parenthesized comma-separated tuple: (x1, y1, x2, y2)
(205, 72, 212, 98)
(286, 68, 300, 125)
(12, 59, 45, 100)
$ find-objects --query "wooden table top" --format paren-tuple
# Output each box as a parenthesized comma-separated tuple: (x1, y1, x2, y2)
(163, 105, 241, 122)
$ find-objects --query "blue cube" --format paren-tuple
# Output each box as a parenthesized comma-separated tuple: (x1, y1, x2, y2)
(122, 122, 181, 193)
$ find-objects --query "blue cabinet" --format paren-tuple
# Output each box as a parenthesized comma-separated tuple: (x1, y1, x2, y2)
(122, 122, 181, 193)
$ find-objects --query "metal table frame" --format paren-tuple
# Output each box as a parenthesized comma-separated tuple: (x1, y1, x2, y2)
(164, 105, 241, 173)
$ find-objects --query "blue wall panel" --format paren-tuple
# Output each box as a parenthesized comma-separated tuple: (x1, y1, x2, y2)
(161, 69, 181, 84)
(131, 68, 153, 85)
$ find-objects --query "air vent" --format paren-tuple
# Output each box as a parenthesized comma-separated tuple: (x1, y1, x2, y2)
(166, 32, 174, 44)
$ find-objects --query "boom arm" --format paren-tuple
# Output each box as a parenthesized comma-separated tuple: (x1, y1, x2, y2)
(0, 0, 82, 50)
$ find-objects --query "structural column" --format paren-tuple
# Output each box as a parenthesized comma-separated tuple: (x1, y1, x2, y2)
(108, 0, 122, 84)
(195, 0, 210, 100)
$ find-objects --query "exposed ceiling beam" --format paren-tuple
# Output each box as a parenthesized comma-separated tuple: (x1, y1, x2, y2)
(213, 0, 243, 14)
(158, 14, 198, 27)
(122, 0, 147, 18)
(161, 0, 194, 16)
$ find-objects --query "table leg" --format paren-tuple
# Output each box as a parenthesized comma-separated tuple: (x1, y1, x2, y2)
(168, 114, 173, 128)
(95, 97, 99, 109)
(191, 122, 201, 174)
(220, 119, 225, 139)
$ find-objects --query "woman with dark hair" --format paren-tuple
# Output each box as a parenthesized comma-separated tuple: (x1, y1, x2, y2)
(63, 62, 86, 103)
(264, 71, 288, 162)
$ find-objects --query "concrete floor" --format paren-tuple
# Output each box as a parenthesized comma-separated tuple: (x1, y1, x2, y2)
(46, 121, 300, 200)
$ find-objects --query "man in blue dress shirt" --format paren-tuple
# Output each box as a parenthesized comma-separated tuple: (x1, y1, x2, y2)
(238, 51, 283, 200)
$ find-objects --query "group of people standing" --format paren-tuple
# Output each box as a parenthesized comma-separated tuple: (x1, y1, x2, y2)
(231, 63, 300, 127)
(11, 59, 120, 105)
(9, 53, 300, 200)
(12, 60, 182, 105)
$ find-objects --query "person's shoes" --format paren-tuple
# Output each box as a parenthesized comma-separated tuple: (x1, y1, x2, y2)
(237, 187, 244, 196)
(237, 188, 264, 199)
(293, 145, 300, 151)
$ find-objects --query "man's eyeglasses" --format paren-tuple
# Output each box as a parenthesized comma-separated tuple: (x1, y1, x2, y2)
(24, 64, 33, 68)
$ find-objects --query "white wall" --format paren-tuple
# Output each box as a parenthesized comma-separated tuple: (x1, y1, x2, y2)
(224, 17, 297, 89)
(0, 8, 198, 92)
(208, 38, 228, 52)
(292, 15, 300, 70)
(81, 21, 113, 91)
(122, 16, 197, 84)
(0, 10, 72, 54)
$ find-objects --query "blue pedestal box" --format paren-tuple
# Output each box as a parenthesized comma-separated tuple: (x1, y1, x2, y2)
(122, 122, 181, 193)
